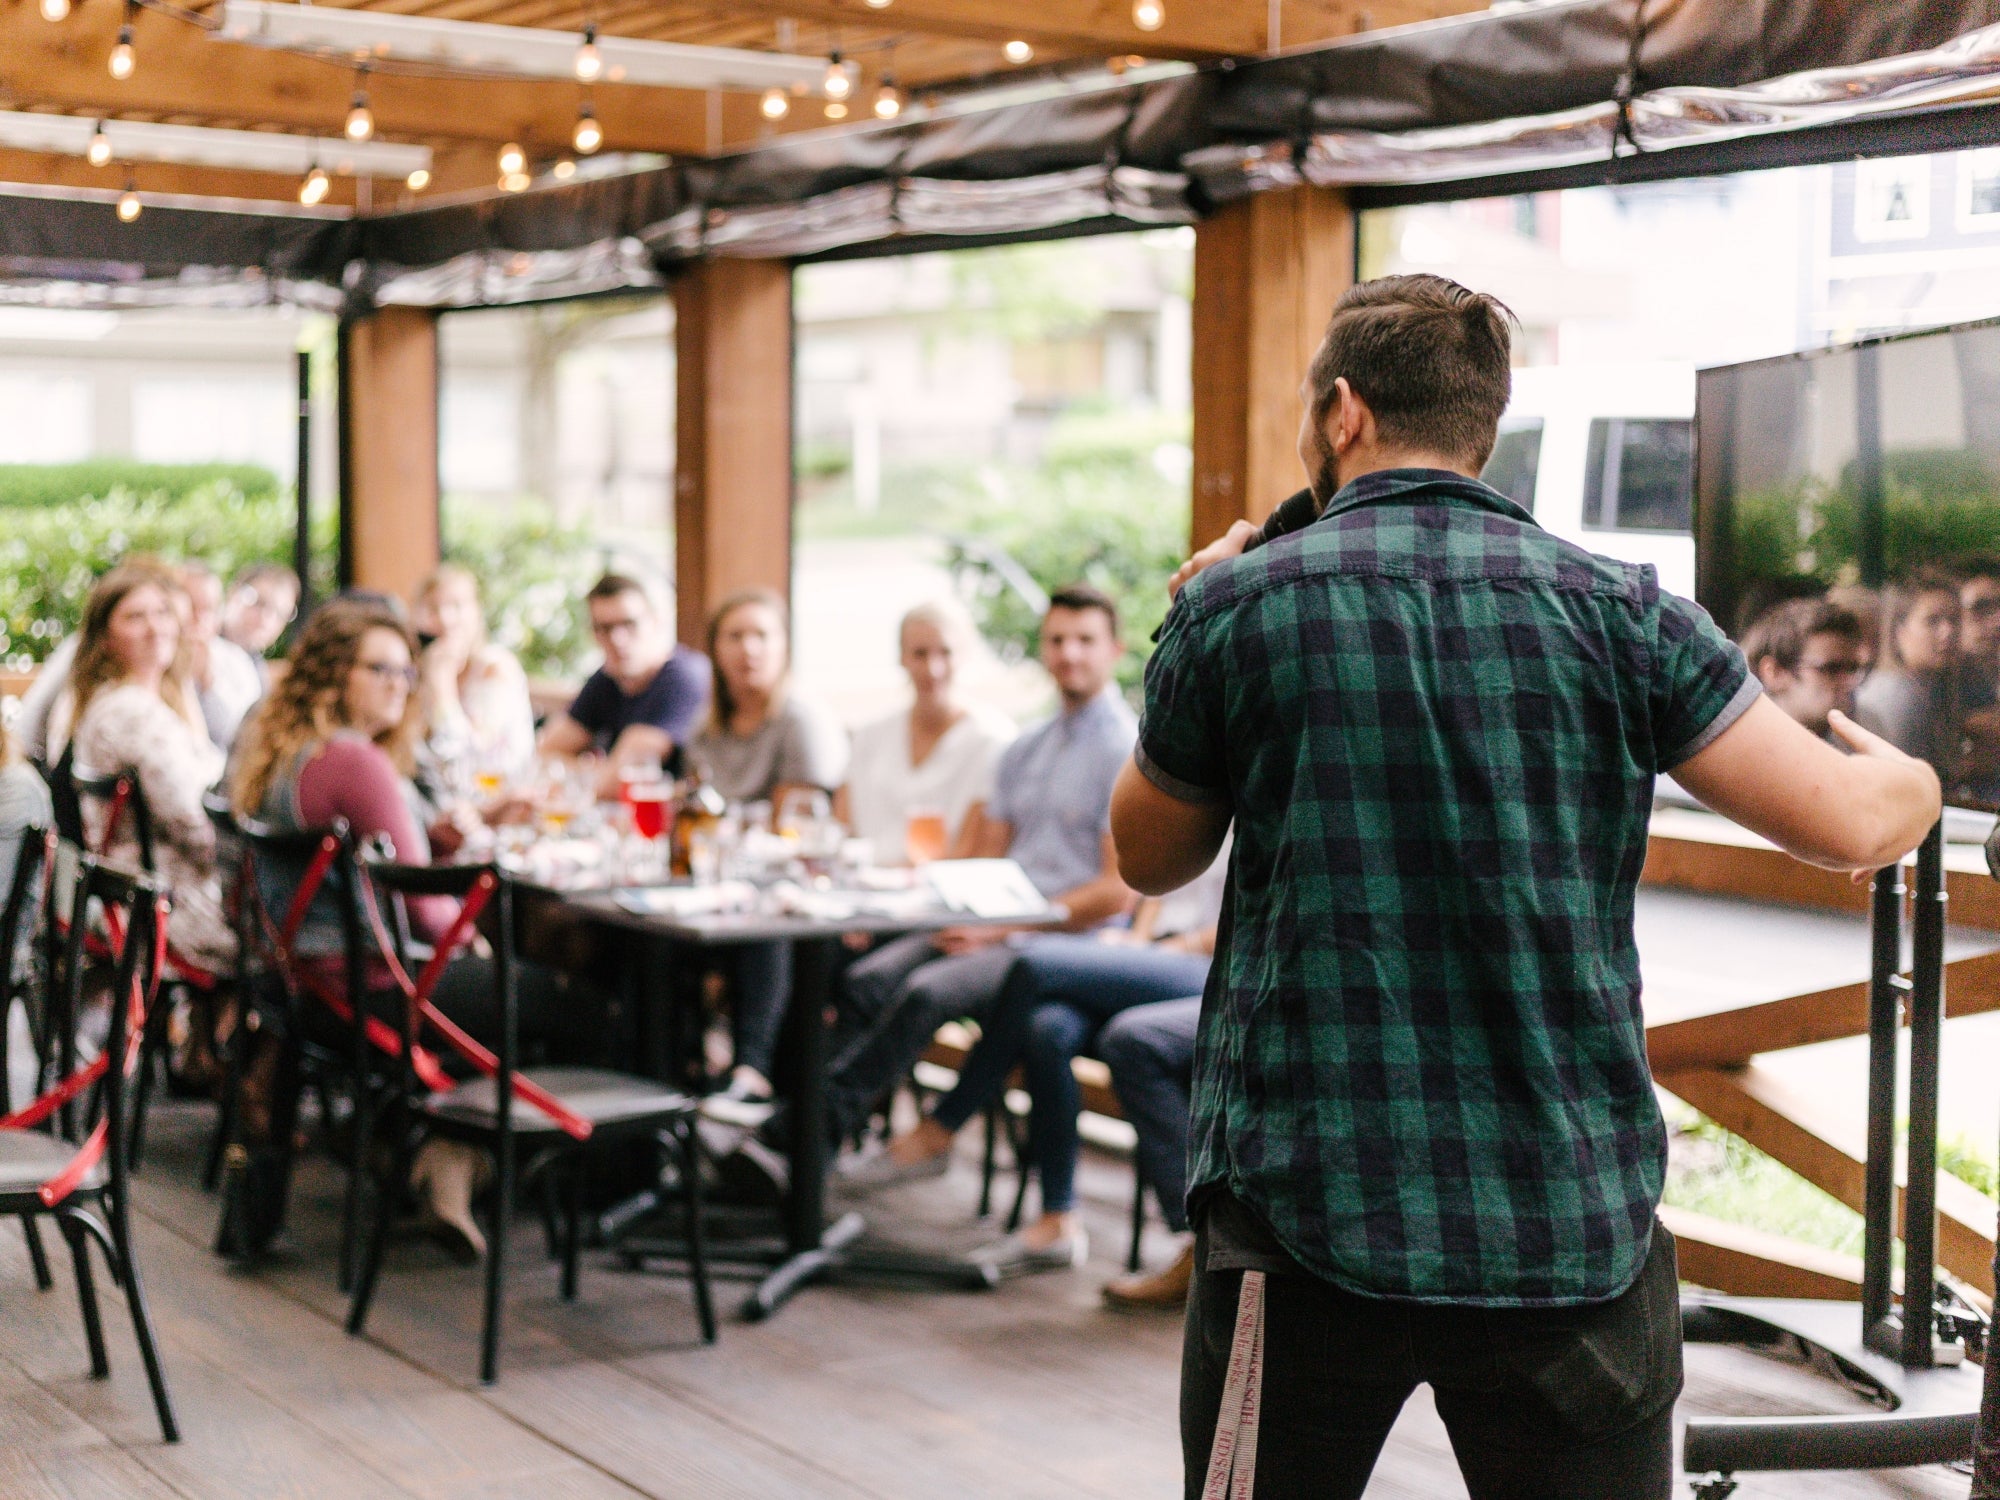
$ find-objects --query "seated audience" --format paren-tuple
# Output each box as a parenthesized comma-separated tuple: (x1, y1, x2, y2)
(857, 849, 1225, 1276)
(823, 585, 1137, 1150)
(1958, 558, 2000, 799)
(1855, 569, 1964, 780)
(537, 573, 709, 797)
(411, 564, 536, 784)
(179, 561, 266, 749)
(1740, 597, 1866, 740)
(839, 602, 1015, 863)
(687, 589, 849, 1106)
(221, 562, 301, 675)
(1094, 995, 1201, 1308)
(65, 561, 236, 973)
(1827, 582, 1883, 675)
(232, 598, 577, 1259)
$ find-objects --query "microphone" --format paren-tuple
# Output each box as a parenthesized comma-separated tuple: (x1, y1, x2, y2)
(1240, 488, 1321, 554)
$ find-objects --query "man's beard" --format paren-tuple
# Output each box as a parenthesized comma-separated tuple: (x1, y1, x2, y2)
(1306, 427, 1340, 507)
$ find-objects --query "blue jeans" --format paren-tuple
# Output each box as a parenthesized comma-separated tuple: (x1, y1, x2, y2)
(932, 936, 1210, 1216)
(1097, 998, 1200, 1233)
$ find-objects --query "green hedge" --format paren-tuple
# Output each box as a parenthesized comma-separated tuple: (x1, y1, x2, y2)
(0, 461, 279, 509)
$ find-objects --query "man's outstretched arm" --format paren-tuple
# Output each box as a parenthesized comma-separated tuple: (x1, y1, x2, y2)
(1672, 700, 1940, 872)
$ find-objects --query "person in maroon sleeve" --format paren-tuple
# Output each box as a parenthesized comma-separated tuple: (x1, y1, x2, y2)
(232, 598, 575, 1259)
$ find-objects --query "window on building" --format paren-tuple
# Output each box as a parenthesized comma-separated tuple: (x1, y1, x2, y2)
(1583, 418, 1693, 533)
(1853, 157, 1932, 243)
(1960, 149, 2000, 232)
(1480, 418, 1544, 513)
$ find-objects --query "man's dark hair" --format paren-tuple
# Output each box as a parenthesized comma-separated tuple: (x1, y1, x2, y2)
(1046, 582, 1120, 638)
(230, 560, 299, 594)
(1957, 552, 2000, 587)
(587, 572, 655, 609)
(1740, 597, 1865, 675)
(1307, 274, 1517, 470)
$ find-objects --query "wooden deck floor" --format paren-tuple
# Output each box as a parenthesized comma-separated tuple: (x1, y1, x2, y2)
(0, 1100, 1975, 1500)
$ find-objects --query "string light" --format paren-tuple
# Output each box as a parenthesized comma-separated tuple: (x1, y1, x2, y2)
(117, 179, 141, 221)
(572, 102, 601, 154)
(87, 121, 113, 167)
(1133, 0, 1165, 30)
(573, 22, 602, 83)
(39, 0, 70, 23)
(345, 69, 374, 141)
(405, 166, 430, 190)
(760, 87, 789, 121)
(863, 0, 892, 8)
(1003, 39, 1033, 64)
(497, 141, 525, 175)
(299, 165, 330, 206)
(108, 6, 137, 81)
(824, 100, 848, 120)
(873, 80, 901, 119)
(822, 52, 851, 100)
(501, 169, 530, 192)
(552, 158, 576, 179)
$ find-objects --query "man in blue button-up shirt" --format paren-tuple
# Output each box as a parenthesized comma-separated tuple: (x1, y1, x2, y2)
(823, 585, 1138, 1148)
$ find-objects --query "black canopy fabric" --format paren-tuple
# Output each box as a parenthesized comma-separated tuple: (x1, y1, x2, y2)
(6, 0, 2000, 309)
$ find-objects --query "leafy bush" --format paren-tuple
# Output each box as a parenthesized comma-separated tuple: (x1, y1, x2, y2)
(440, 497, 604, 681)
(0, 461, 278, 509)
(0, 481, 329, 669)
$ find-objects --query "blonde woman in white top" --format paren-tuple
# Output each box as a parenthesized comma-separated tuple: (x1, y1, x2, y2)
(412, 564, 536, 784)
(839, 602, 1016, 863)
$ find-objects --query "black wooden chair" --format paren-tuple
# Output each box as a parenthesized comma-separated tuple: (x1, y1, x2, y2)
(346, 860, 715, 1383)
(0, 855, 178, 1441)
(1, 822, 56, 1291)
(225, 812, 378, 1283)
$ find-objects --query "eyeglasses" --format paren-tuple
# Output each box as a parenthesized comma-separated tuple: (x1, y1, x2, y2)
(1799, 659, 1867, 681)
(358, 660, 419, 688)
(590, 615, 646, 641)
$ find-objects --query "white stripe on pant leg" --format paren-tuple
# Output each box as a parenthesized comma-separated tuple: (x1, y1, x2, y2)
(1202, 1269, 1266, 1500)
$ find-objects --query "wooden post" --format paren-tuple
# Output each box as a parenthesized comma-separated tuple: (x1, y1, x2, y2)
(1190, 185, 1354, 549)
(338, 306, 440, 599)
(674, 259, 794, 649)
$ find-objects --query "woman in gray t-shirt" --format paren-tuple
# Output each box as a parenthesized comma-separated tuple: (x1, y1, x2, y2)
(687, 590, 849, 1106)
(1855, 572, 1963, 782)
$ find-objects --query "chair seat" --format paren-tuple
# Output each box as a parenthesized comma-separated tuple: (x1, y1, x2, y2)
(0, 1129, 106, 1197)
(425, 1066, 694, 1136)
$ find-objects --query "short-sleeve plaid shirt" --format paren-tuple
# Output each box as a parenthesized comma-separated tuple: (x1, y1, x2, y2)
(1138, 468, 1757, 1307)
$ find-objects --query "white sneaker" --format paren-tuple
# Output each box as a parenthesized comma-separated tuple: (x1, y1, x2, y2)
(969, 1226, 1089, 1278)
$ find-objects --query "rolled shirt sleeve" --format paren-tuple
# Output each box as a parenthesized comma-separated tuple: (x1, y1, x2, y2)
(1649, 584, 1760, 772)
(1135, 596, 1229, 805)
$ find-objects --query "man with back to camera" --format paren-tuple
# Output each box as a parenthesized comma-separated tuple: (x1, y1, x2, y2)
(1112, 273, 1942, 1499)
(537, 572, 710, 798)
(1740, 596, 1868, 740)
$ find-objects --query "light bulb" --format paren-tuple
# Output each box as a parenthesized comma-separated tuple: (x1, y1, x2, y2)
(572, 108, 601, 154)
(552, 158, 576, 180)
(1133, 0, 1165, 29)
(573, 24, 602, 83)
(345, 98, 373, 141)
(824, 100, 848, 120)
(823, 55, 851, 100)
(87, 124, 113, 167)
(497, 141, 525, 175)
(760, 87, 789, 121)
(108, 30, 135, 80)
(873, 83, 901, 120)
(300, 166, 330, 206)
(39, 0, 69, 22)
(501, 170, 530, 193)
(863, 0, 892, 7)
(1003, 39, 1033, 64)
(117, 187, 141, 222)
(405, 166, 430, 191)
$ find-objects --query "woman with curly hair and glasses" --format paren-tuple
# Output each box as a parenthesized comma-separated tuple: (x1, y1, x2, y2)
(231, 597, 574, 1259)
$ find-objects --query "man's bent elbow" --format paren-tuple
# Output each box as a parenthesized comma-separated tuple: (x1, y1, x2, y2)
(1816, 765, 1942, 872)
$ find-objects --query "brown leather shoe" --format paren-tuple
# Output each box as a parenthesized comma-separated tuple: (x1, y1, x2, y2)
(1101, 1239, 1194, 1310)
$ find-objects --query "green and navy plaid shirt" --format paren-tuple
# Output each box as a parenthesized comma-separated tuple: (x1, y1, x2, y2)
(1138, 468, 1758, 1307)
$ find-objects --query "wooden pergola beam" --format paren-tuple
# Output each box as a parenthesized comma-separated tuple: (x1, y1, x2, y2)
(340, 307, 442, 601)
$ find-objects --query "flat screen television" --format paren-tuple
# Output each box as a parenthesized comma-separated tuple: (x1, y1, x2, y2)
(1695, 315, 2000, 814)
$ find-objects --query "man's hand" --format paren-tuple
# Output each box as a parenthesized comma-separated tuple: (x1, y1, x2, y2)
(1170, 520, 1258, 600)
(933, 925, 1013, 956)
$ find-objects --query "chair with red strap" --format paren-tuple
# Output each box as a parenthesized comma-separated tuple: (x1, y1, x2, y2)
(0, 822, 56, 1292)
(226, 810, 378, 1286)
(55, 756, 225, 1168)
(0, 854, 179, 1442)
(345, 859, 714, 1384)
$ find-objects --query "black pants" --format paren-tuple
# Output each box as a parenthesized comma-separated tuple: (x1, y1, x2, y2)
(1181, 1224, 1683, 1500)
